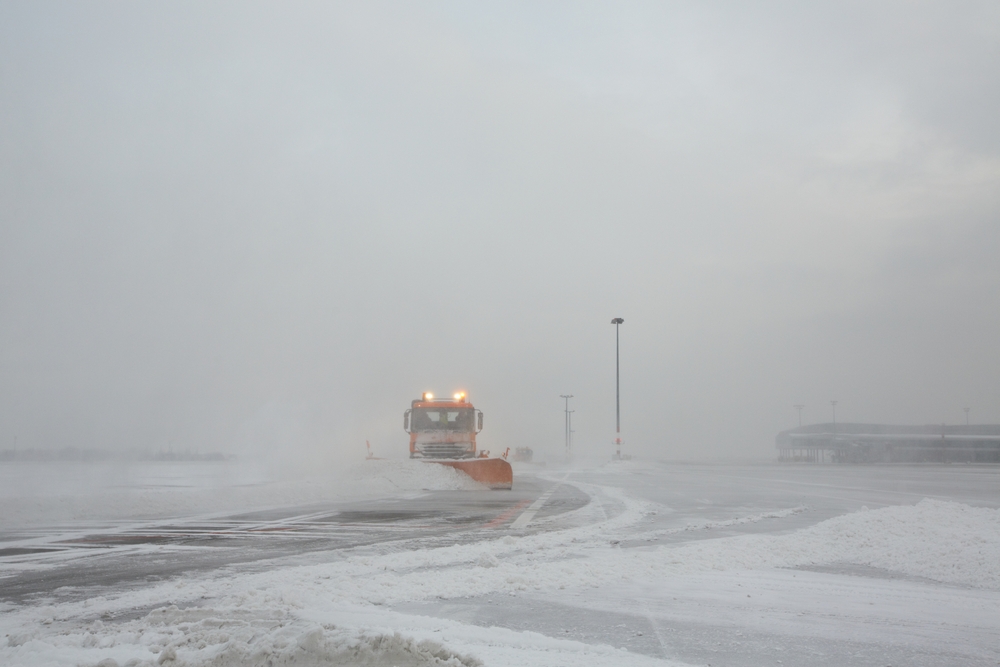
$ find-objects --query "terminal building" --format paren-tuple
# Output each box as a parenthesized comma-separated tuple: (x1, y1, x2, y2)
(776, 423, 1000, 463)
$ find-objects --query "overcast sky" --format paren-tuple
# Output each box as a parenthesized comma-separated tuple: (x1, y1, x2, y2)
(2, 1, 998, 465)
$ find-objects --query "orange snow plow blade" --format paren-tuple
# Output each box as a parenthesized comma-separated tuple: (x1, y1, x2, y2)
(430, 458, 513, 490)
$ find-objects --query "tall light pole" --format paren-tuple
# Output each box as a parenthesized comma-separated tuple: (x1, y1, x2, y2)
(568, 410, 575, 453)
(830, 400, 838, 434)
(794, 404, 805, 428)
(611, 318, 624, 434)
(964, 407, 970, 426)
(560, 395, 573, 454)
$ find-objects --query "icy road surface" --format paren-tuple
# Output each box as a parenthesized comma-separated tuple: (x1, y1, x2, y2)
(2, 460, 1000, 666)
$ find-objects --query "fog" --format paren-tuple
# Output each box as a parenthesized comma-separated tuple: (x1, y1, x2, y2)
(1, 2, 998, 466)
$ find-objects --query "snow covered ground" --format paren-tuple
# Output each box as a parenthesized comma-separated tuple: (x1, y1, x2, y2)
(2, 459, 1000, 666)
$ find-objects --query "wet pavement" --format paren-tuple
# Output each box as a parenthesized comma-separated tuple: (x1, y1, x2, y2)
(0, 476, 588, 604)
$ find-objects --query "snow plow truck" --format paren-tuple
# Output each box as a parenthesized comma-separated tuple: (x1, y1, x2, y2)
(404, 392, 513, 490)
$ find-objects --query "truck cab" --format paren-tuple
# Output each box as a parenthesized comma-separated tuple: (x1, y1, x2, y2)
(404, 392, 483, 459)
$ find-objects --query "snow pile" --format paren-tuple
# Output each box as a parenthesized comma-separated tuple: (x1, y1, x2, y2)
(767, 498, 1000, 586)
(624, 498, 1000, 590)
(7, 606, 483, 667)
(0, 459, 483, 529)
(1, 598, 667, 667)
(207, 626, 482, 667)
(629, 499, 1000, 589)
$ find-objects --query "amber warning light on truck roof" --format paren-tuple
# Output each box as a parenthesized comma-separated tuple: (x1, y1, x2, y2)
(420, 391, 468, 402)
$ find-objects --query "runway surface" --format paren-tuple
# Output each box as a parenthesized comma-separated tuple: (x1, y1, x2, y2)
(0, 473, 587, 605)
(3, 461, 1000, 666)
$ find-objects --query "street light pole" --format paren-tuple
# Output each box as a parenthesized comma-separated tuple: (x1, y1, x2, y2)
(830, 400, 838, 434)
(964, 407, 970, 426)
(611, 318, 624, 434)
(560, 395, 573, 455)
(568, 410, 575, 453)
(794, 404, 804, 428)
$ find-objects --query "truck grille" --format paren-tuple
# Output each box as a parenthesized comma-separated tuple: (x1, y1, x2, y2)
(418, 443, 475, 459)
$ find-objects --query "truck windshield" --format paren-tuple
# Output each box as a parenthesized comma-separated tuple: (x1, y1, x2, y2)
(411, 407, 474, 431)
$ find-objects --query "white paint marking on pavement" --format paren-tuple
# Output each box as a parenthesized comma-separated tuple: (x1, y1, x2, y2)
(509, 486, 558, 530)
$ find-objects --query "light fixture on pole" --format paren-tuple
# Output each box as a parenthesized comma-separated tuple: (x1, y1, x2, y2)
(964, 407, 970, 426)
(830, 400, 838, 436)
(560, 395, 573, 455)
(794, 404, 805, 428)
